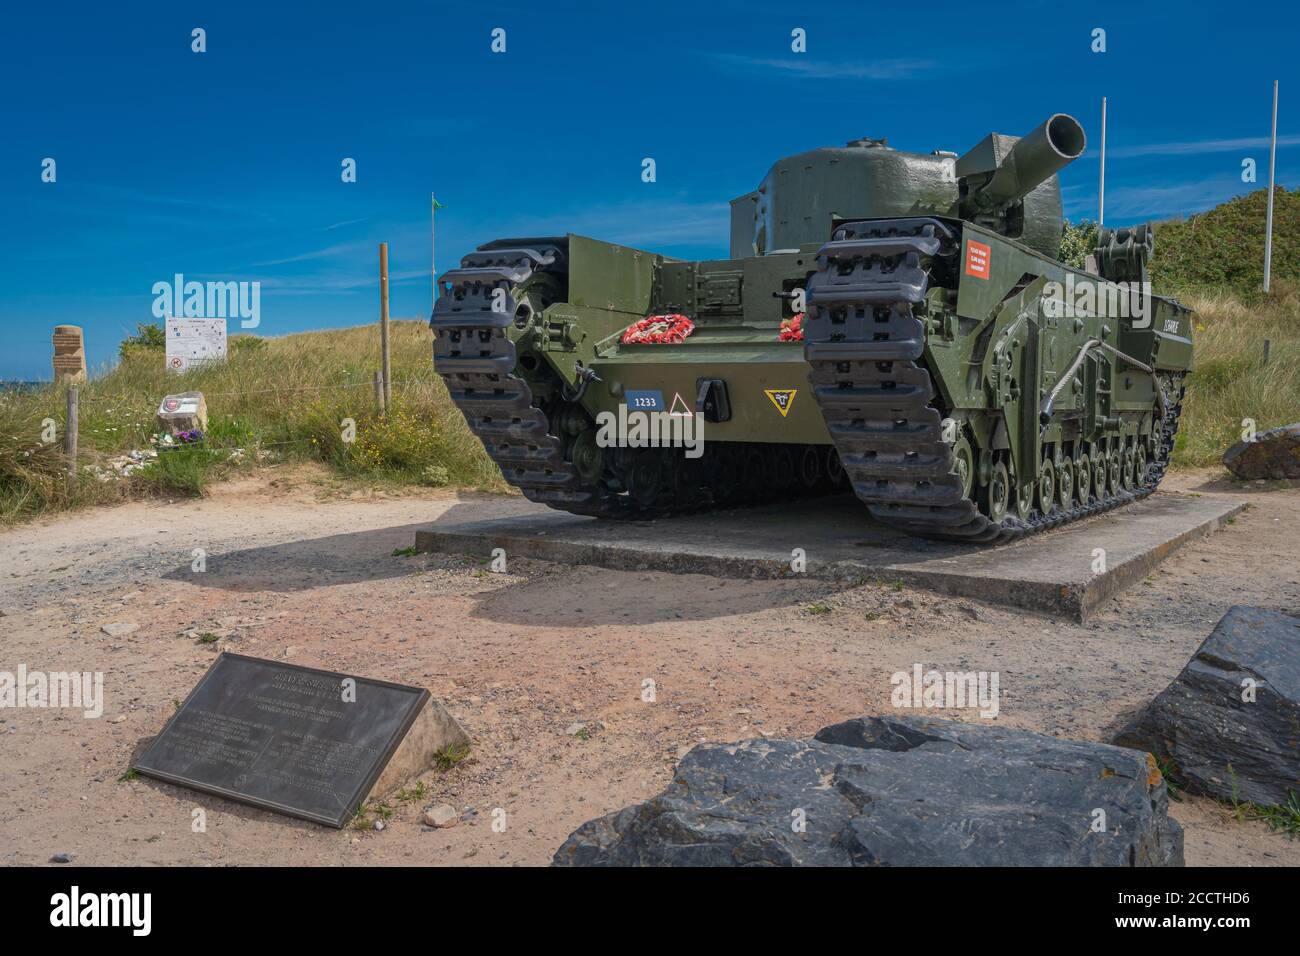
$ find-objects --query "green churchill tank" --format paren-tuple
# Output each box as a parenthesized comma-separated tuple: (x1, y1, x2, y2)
(431, 112, 1193, 542)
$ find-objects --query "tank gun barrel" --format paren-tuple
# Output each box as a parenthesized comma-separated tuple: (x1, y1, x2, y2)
(961, 113, 1086, 216)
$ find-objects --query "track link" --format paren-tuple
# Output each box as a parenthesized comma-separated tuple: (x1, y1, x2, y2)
(431, 242, 611, 515)
(804, 217, 1183, 544)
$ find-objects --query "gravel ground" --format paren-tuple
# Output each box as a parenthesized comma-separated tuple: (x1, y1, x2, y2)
(1, 464, 1296, 867)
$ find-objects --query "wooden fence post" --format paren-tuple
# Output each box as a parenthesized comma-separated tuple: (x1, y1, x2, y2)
(65, 386, 79, 478)
(379, 243, 392, 412)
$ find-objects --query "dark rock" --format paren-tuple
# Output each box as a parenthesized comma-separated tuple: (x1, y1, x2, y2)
(1115, 605, 1300, 806)
(554, 715, 1182, 867)
(1222, 423, 1300, 480)
(50, 852, 75, 864)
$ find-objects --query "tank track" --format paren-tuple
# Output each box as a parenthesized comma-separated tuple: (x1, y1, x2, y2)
(804, 217, 1184, 544)
(432, 241, 846, 518)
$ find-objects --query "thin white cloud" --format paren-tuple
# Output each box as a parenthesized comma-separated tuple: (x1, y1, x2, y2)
(1063, 172, 1293, 222)
(1100, 134, 1300, 159)
(250, 240, 370, 267)
(707, 53, 938, 81)
(473, 198, 729, 250)
(80, 183, 276, 221)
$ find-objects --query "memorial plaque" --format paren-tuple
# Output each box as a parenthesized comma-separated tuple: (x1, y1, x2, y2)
(134, 654, 430, 827)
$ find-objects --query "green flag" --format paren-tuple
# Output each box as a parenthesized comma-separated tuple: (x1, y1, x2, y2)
(432, 194, 446, 210)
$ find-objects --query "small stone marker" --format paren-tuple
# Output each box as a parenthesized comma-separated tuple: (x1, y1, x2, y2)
(134, 653, 469, 828)
(52, 325, 87, 384)
(156, 391, 208, 434)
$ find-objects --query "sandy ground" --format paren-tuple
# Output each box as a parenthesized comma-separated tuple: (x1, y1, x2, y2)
(1, 464, 1296, 867)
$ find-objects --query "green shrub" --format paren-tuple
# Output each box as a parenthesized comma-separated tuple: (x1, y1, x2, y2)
(118, 322, 166, 360)
(1151, 187, 1299, 300)
(1060, 218, 1099, 269)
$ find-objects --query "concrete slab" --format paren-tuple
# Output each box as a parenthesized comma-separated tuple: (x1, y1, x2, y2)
(414, 492, 1246, 620)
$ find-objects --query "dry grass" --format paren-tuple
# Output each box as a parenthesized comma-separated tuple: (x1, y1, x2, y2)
(4, 283, 1298, 524)
(1174, 281, 1300, 467)
(0, 321, 503, 524)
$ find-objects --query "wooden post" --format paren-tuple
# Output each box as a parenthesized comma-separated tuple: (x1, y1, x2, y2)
(65, 387, 79, 478)
(1263, 339, 1271, 366)
(431, 193, 438, 316)
(374, 370, 385, 416)
(379, 242, 392, 411)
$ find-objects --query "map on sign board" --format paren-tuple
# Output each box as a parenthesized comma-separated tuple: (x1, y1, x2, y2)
(165, 316, 227, 373)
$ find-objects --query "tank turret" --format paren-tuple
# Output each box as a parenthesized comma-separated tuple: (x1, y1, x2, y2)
(732, 113, 1086, 261)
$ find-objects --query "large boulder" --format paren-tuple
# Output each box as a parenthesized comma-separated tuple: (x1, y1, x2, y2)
(1222, 423, 1300, 479)
(554, 716, 1183, 867)
(1115, 605, 1300, 807)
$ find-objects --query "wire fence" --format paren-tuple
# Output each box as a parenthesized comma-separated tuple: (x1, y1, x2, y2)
(69, 376, 444, 405)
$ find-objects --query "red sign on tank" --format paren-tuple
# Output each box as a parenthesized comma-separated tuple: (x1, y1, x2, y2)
(965, 240, 991, 279)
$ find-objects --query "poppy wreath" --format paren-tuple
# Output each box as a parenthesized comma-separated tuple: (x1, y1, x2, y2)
(620, 313, 696, 345)
(778, 312, 804, 342)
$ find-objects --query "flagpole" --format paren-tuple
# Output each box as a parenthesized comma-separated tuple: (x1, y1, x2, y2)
(1099, 96, 1107, 228)
(1264, 81, 1278, 294)
(431, 192, 438, 314)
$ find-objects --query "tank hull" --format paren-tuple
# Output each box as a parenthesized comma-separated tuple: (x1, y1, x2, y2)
(430, 113, 1193, 540)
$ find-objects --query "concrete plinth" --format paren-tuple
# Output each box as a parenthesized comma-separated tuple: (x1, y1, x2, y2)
(414, 492, 1244, 620)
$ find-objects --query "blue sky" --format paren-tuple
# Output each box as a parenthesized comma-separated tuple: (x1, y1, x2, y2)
(1, 0, 1293, 380)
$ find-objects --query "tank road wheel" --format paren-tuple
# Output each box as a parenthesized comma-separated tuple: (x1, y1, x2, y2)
(979, 458, 1010, 523)
(1056, 458, 1074, 510)
(1037, 458, 1056, 515)
(1013, 467, 1035, 521)
(713, 447, 741, 503)
(627, 454, 666, 509)
(569, 431, 606, 486)
(1134, 443, 1149, 487)
(742, 448, 768, 498)
(1107, 449, 1122, 495)
(798, 446, 822, 489)
(773, 447, 796, 490)
(824, 446, 845, 487)
(1074, 452, 1091, 504)
(1122, 444, 1137, 489)
(951, 434, 976, 501)
(1093, 454, 1109, 500)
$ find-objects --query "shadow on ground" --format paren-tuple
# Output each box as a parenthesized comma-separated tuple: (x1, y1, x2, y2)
(162, 521, 435, 591)
(465, 565, 832, 627)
